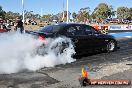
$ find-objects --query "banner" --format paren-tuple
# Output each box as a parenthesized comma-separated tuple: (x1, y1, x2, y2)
(109, 25, 132, 30)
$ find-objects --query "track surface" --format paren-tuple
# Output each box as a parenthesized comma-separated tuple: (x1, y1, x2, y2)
(0, 37, 132, 88)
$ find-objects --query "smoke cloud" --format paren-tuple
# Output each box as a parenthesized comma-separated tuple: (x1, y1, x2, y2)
(0, 32, 76, 74)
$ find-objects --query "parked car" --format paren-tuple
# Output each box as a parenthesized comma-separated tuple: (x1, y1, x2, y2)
(0, 25, 8, 33)
(28, 23, 118, 55)
(0, 28, 8, 33)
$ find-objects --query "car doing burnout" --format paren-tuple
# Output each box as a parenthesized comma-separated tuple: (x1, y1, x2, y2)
(29, 23, 117, 55)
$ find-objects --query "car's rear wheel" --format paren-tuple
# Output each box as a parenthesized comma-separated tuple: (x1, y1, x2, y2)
(36, 44, 48, 55)
(50, 42, 69, 55)
(106, 40, 117, 52)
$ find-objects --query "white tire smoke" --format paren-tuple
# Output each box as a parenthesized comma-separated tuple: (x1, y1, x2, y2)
(0, 32, 76, 74)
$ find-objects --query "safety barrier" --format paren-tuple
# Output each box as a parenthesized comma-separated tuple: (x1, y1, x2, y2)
(109, 25, 132, 30)
(93, 25, 132, 34)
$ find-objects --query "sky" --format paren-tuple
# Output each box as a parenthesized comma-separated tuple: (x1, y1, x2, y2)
(0, 0, 132, 15)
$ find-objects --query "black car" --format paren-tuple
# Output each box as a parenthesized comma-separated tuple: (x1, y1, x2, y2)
(29, 23, 117, 55)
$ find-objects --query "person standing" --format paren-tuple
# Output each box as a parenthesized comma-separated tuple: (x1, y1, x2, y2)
(16, 18, 24, 33)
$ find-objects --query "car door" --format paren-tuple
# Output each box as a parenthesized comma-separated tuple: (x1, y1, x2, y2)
(80, 25, 96, 52)
(64, 24, 93, 54)
(84, 25, 106, 50)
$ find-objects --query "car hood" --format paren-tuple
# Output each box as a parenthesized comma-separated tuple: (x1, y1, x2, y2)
(101, 34, 116, 39)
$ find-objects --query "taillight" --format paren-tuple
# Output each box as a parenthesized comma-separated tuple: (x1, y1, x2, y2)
(38, 35, 45, 42)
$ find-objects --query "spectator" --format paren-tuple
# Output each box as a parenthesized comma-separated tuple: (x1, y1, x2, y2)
(5, 20, 11, 31)
(3, 25, 6, 29)
(16, 18, 24, 33)
(14, 21, 17, 31)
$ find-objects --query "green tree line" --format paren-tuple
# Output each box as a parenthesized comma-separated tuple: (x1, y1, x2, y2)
(0, 3, 132, 23)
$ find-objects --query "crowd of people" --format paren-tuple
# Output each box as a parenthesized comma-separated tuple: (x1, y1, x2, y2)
(0, 18, 24, 33)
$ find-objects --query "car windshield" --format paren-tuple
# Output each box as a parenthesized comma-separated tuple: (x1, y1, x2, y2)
(39, 25, 62, 33)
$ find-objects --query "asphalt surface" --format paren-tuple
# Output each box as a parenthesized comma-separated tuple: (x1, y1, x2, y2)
(0, 37, 132, 88)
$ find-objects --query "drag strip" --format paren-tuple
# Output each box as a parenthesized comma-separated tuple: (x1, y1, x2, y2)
(49, 37, 132, 70)
(0, 37, 132, 88)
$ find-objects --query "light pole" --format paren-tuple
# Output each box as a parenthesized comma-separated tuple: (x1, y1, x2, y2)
(62, 0, 64, 21)
(22, 0, 24, 23)
(66, 0, 69, 24)
(41, 8, 43, 17)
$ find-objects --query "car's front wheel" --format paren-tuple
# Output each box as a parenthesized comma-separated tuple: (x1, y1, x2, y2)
(106, 40, 117, 52)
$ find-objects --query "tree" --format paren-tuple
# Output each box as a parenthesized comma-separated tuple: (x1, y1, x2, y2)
(77, 7, 90, 22)
(93, 3, 113, 22)
(128, 8, 132, 20)
(24, 11, 33, 19)
(52, 15, 59, 22)
(56, 11, 71, 22)
(117, 7, 130, 20)
(5, 11, 20, 19)
(0, 6, 6, 19)
(62, 11, 71, 22)
(33, 14, 41, 19)
(107, 5, 116, 19)
(56, 12, 63, 22)
(42, 14, 52, 22)
(72, 12, 77, 22)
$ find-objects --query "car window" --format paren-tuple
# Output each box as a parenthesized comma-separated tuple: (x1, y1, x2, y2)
(40, 25, 53, 32)
(82, 25, 92, 35)
(52, 25, 61, 32)
(83, 25, 99, 35)
(39, 25, 61, 33)
(67, 26, 76, 33)
(90, 26, 99, 34)
(66, 25, 84, 36)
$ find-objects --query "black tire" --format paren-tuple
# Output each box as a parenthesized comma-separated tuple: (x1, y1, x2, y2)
(36, 44, 48, 56)
(36, 41, 69, 56)
(50, 42, 69, 55)
(106, 40, 117, 53)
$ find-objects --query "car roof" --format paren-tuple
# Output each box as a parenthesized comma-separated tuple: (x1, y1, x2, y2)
(53, 22, 86, 27)
(39, 23, 88, 32)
